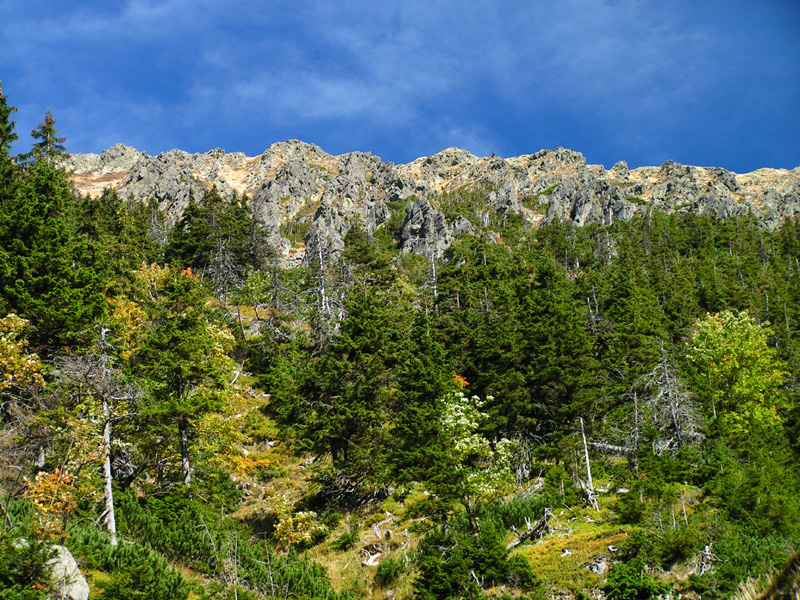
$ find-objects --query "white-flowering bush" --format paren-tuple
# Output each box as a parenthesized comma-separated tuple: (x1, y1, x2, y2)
(439, 391, 518, 521)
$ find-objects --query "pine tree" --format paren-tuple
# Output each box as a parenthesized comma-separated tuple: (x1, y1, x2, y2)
(0, 82, 18, 163)
(0, 159, 105, 347)
(20, 109, 67, 165)
(131, 265, 234, 486)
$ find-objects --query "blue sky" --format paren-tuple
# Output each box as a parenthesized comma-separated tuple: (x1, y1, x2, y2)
(1, 1, 798, 172)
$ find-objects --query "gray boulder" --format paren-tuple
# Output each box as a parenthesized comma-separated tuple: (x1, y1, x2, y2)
(48, 545, 90, 600)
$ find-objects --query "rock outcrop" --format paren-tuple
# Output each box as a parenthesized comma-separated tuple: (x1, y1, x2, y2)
(399, 197, 474, 258)
(66, 143, 800, 266)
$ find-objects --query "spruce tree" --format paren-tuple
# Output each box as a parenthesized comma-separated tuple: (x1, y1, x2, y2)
(20, 109, 67, 165)
(0, 83, 19, 295)
(0, 159, 105, 347)
(165, 187, 267, 298)
(131, 265, 233, 486)
(0, 82, 18, 163)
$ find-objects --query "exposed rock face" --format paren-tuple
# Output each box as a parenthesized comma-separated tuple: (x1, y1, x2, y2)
(544, 173, 636, 227)
(66, 143, 800, 266)
(399, 197, 474, 258)
(48, 545, 90, 600)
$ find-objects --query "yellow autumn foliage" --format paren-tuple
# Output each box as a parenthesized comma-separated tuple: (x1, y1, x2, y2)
(0, 313, 45, 394)
(24, 469, 77, 541)
(270, 493, 327, 548)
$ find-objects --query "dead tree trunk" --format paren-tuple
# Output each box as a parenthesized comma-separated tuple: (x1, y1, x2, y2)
(180, 416, 191, 486)
(506, 508, 553, 549)
(580, 418, 599, 511)
(102, 398, 117, 546)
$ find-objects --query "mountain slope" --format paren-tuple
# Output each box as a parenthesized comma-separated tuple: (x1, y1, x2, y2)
(67, 143, 800, 266)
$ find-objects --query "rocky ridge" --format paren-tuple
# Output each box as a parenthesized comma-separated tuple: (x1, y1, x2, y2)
(66, 142, 800, 266)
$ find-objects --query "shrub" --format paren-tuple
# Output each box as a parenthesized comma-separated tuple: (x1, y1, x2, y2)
(603, 556, 671, 600)
(331, 530, 360, 551)
(95, 542, 187, 600)
(0, 534, 54, 600)
(375, 555, 406, 588)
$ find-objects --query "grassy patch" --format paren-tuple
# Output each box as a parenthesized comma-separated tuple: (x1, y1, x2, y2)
(514, 499, 631, 594)
(625, 195, 647, 205)
(280, 220, 312, 244)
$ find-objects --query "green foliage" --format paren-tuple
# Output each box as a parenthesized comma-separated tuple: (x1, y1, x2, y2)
(111, 489, 350, 600)
(476, 493, 559, 532)
(0, 83, 18, 161)
(615, 492, 648, 524)
(430, 391, 518, 530)
(131, 264, 234, 485)
(687, 310, 787, 437)
(686, 530, 793, 599)
(603, 556, 670, 600)
(96, 542, 187, 600)
(701, 441, 800, 536)
(331, 529, 360, 551)
(75, 189, 163, 283)
(375, 555, 407, 588)
(414, 518, 538, 600)
(269, 281, 420, 491)
(0, 534, 53, 600)
(343, 219, 394, 275)
(165, 187, 269, 297)
(541, 185, 558, 196)
(4, 99, 800, 600)
(0, 159, 106, 347)
(372, 199, 408, 253)
(19, 109, 67, 165)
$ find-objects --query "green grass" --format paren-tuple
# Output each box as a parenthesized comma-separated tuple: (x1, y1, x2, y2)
(625, 195, 647, 205)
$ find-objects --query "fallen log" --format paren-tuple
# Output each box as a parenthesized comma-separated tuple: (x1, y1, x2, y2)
(506, 508, 553, 549)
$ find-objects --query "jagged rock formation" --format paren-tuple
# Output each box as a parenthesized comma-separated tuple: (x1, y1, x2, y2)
(67, 142, 800, 266)
(399, 197, 474, 258)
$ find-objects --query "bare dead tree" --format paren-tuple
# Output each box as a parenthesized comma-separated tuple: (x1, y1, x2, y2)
(642, 344, 704, 455)
(55, 330, 141, 545)
(591, 344, 702, 474)
(579, 418, 599, 511)
(207, 243, 246, 302)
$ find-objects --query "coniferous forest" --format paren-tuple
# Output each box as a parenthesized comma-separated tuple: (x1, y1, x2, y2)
(2, 88, 800, 600)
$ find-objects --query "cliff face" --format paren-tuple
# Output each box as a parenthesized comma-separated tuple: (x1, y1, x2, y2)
(67, 142, 800, 266)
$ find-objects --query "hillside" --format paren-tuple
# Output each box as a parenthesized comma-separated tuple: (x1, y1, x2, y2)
(66, 143, 800, 266)
(2, 106, 800, 600)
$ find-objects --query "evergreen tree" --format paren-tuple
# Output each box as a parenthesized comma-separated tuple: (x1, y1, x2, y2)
(19, 109, 68, 165)
(131, 265, 234, 486)
(0, 159, 105, 347)
(0, 83, 19, 291)
(390, 311, 454, 481)
(165, 187, 268, 298)
(0, 83, 18, 160)
(74, 188, 162, 284)
(293, 282, 409, 469)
